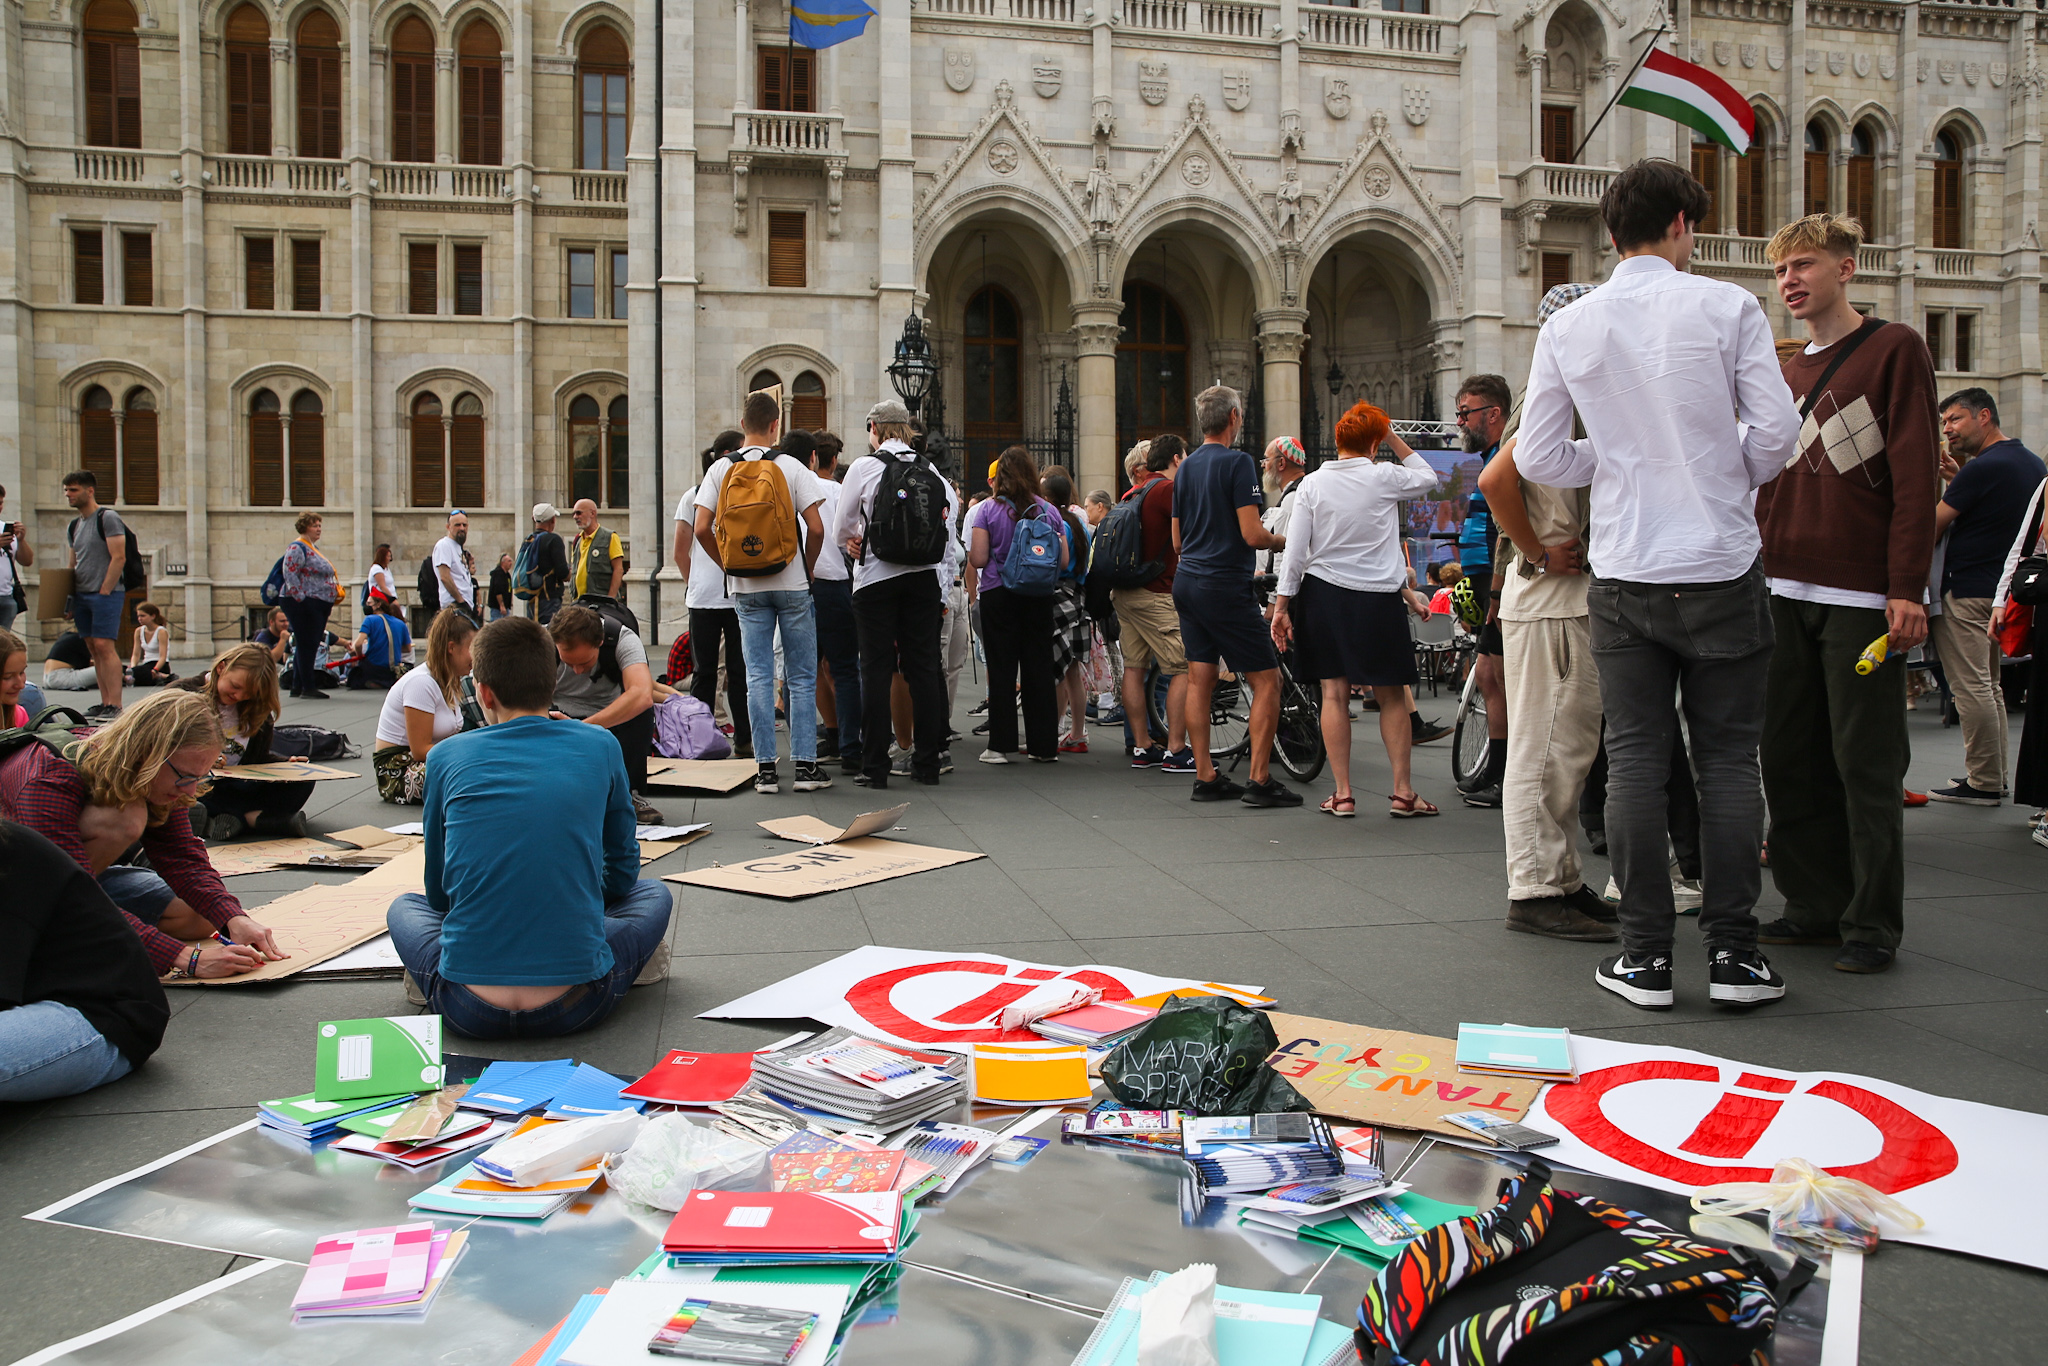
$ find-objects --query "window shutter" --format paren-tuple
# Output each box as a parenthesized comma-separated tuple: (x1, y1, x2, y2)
(290, 409, 323, 506)
(1540, 107, 1575, 165)
(122, 233, 151, 307)
(1954, 313, 1974, 373)
(450, 413, 486, 507)
(1539, 253, 1571, 296)
(460, 63, 502, 165)
(112, 40, 141, 148)
(251, 410, 284, 506)
(394, 58, 434, 162)
(409, 242, 438, 314)
(1737, 152, 1766, 238)
(460, 64, 481, 164)
(1847, 156, 1875, 237)
(1689, 145, 1719, 235)
(75, 230, 104, 306)
(245, 236, 274, 309)
(1804, 152, 1828, 215)
(454, 243, 483, 316)
(1932, 163, 1961, 250)
(411, 414, 444, 506)
(791, 52, 814, 113)
(319, 56, 343, 159)
(300, 51, 342, 159)
(123, 407, 159, 505)
(292, 239, 319, 312)
(86, 39, 114, 146)
(228, 47, 251, 154)
(767, 212, 806, 288)
(759, 50, 784, 111)
(80, 410, 119, 490)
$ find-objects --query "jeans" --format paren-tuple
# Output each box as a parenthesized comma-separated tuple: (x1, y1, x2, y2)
(537, 594, 564, 625)
(1587, 563, 1773, 959)
(689, 607, 749, 748)
(384, 880, 672, 1040)
(100, 864, 176, 921)
(1581, 726, 1702, 879)
(0, 593, 18, 631)
(0, 1001, 134, 1101)
(853, 571, 946, 782)
(1761, 596, 1908, 951)
(979, 586, 1059, 758)
(812, 577, 862, 764)
(72, 589, 125, 640)
(735, 589, 818, 765)
(281, 596, 334, 695)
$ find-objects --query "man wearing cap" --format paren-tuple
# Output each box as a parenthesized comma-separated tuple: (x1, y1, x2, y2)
(1256, 437, 1308, 578)
(528, 504, 572, 623)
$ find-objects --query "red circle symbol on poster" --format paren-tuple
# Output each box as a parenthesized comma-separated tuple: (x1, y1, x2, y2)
(842, 959, 1137, 1043)
(1544, 1060, 1960, 1194)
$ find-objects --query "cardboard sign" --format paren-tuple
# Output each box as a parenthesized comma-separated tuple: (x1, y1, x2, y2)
(213, 762, 360, 782)
(759, 806, 911, 845)
(35, 566, 74, 620)
(702, 945, 1267, 1047)
(208, 836, 357, 878)
(644, 758, 758, 792)
(1527, 1036, 2048, 1271)
(1261, 1014, 1542, 1139)
(163, 849, 426, 987)
(297, 827, 424, 869)
(665, 836, 980, 900)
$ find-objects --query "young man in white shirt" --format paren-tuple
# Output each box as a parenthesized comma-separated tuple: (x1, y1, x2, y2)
(808, 431, 864, 775)
(673, 431, 749, 755)
(1516, 159, 1803, 1012)
(830, 400, 961, 788)
(432, 511, 477, 619)
(693, 391, 828, 794)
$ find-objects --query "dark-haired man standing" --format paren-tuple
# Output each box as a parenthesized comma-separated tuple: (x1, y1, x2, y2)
(1517, 159, 1802, 1011)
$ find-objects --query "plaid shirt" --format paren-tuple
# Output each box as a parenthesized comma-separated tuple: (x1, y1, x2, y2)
(0, 745, 243, 973)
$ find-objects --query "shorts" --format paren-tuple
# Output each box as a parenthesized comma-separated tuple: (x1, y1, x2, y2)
(99, 865, 176, 922)
(1110, 587, 1186, 677)
(1172, 572, 1279, 674)
(1465, 569, 1504, 656)
(72, 590, 126, 640)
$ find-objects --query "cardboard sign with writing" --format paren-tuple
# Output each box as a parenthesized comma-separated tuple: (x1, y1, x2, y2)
(644, 758, 758, 793)
(164, 849, 427, 987)
(295, 826, 424, 869)
(1262, 1013, 1541, 1139)
(214, 762, 360, 782)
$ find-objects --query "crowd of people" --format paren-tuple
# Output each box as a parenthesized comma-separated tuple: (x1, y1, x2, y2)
(3, 158, 2044, 1103)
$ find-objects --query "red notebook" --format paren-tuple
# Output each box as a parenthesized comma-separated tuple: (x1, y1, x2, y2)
(619, 1050, 755, 1106)
(660, 1190, 902, 1255)
(1037, 1002, 1157, 1037)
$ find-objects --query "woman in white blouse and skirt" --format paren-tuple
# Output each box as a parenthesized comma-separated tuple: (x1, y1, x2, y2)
(1271, 402, 1443, 817)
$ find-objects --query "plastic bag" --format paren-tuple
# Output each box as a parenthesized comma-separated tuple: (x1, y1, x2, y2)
(476, 1109, 645, 1187)
(608, 1113, 770, 1211)
(1138, 1263, 1219, 1366)
(1098, 995, 1313, 1117)
(1691, 1157, 1925, 1254)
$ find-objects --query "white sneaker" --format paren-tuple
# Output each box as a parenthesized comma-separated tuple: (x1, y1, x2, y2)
(2033, 824, 2048, 850)
(978, 749, 1010, 765)
(1604, 875, 1702, 911)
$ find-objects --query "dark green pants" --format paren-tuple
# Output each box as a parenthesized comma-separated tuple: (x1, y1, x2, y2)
(1760, 597, 1908, 950)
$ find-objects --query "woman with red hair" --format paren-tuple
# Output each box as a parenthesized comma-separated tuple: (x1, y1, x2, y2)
(1271, 403, 1444, 817)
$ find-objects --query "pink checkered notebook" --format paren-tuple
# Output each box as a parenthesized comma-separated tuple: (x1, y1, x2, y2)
(292, 1222, 437, 1311)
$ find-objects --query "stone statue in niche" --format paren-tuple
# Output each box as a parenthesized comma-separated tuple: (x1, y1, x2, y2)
(1085, 152, 1118, 229)
(1275, 169, 1302, 239)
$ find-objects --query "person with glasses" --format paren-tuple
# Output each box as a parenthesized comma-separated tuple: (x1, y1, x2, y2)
(0, 690, 284, 981)
(1451, 375, 1514, 808)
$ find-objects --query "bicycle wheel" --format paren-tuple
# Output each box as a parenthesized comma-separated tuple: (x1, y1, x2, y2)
(1144, 665, 1170, 748)
(1207, 672, 1252, 760)
(1273, 672, 1326, 783)
(1451, 666, 1489, 791)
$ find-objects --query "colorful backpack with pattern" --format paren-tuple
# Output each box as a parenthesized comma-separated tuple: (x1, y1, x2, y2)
(1356, 1160, 1811, 1366)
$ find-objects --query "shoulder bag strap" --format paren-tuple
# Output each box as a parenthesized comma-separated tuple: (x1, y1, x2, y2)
(1798, 316, 1885, 421)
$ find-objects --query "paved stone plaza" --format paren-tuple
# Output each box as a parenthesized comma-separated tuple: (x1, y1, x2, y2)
(1, 687, 2042, 1362)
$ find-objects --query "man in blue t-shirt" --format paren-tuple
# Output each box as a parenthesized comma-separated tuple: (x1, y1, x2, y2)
(384, 617, 672, 1038)
(1927, 388, 2046, 805)
(346, 601, 412, 690)
(1170, 384, 1299, 808)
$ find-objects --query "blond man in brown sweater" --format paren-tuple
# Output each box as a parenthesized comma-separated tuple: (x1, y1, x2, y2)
(1757, 213, 1940, 976)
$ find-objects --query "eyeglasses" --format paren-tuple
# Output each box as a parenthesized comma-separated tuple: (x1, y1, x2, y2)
(164, 759, 209, 790)
(1453, 405, 1500, 423)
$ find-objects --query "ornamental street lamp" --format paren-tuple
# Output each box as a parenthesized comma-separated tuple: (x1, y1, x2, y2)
(887, 314, 938, 421)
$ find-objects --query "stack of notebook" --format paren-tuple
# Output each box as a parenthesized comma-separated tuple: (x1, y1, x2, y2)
(540, 1063, 645, 1120)
(1455, 1022, 1577, 1083)
(1181, 1114, 1344, 1196)
(660, 1190, 908, 1268)
(765, 1131, 944, 1202)
(1239, 1191, 1478, 1269)
(289, 1223, 467, 1324)
(551, 1279, 848, 1366)
(969, 1044, 1094, 1107)
(257, 1091, 418, 1144)
(1068, 1273, 1350, 1366)
(1027, 999, 1159, 1048)
(459, 1058, 580, 1115)
(620, 1050, 758, 1108)
(328, 1112, 510, 1169)
(748, 1030, 966, 1130)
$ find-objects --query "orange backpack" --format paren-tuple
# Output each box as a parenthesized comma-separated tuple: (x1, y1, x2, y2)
(713, 449, 801, 577)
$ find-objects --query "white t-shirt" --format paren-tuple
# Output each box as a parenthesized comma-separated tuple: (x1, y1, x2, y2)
(376, 667, 462, 748)
(811, 478, 849, 583)
(217, 702, 252, 766)
(694, 450, 826, 594)
(366, 562, 397, 602)
(830, 442, 964, 593)
(675, 486, 736, 611)
(431, 537, 474, 607)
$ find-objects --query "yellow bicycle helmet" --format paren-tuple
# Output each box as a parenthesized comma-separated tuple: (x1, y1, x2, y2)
(1449, 576, 1482, 627)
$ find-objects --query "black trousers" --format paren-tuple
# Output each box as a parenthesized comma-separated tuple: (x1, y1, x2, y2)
(1581, 725, 1702, 879)
(689, 607, 749, 748)
(280, 597, 333, 695)
(853, 572, 946, 781)
(979, 586, 1059, 758)
(605, 707, 655, 793)
(813, 577, 863, 763)
(201, 775, 314, 820)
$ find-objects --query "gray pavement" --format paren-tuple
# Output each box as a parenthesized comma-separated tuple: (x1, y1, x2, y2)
(3, 684, 2044, 1363)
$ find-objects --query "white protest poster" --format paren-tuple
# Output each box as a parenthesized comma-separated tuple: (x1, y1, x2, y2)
(701, 945, 1264, 1047)
(1527, 1035, 2048, 1270)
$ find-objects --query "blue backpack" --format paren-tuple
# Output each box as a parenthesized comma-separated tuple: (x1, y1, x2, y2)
(260, 556, 286, 606)
(1001, 498, 1062, 597)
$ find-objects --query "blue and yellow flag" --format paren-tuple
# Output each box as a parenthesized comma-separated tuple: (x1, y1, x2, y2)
(791, 0, 877, 49)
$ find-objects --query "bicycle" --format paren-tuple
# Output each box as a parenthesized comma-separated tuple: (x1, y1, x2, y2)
(1450, 658, 1489, 791)
(1140, 662, 1251, 762)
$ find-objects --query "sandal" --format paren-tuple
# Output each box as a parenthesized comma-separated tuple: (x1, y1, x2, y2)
(1320, 793, 1356, 818)
(1388, 793, 1440, 818)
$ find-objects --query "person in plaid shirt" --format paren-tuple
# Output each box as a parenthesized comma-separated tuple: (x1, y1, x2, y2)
(0, 691, 285, 980)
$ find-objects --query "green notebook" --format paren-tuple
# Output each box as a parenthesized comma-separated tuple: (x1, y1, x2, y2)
(1293, 1192, 1477, 1262)
(314, 1015, 444, 1102)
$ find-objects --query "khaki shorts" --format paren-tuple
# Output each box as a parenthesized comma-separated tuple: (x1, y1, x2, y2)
(1112, 587, 1186, 677)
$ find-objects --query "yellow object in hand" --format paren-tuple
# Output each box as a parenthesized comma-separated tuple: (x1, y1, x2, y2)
(1854, 634, 1891, 675)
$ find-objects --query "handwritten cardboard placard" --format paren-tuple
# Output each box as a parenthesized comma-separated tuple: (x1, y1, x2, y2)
(1262, 1014, 1542, 1139)
(163, 848, 427, 987)
(212, 762, 360, 782)
(643, 758, 758, 792)
(665, 836, 981, 900)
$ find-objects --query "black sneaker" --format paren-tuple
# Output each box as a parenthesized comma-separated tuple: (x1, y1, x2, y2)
(1462, 784, 1502, 809)
(1160, 746, 1198, 774)
(1833, 941, 1896, 974)
(1708, 947, 1787, 1005)
(1756, 917, 1840, 946)
(1595, 952, 1674, 1009)
(854, 772, 876, 787)
(298, 689, 331, 700)
(754, 763, 780, 795)
(1562, 885, 1618, 924)
(1130, 744, 1165, 769)
(817, 729, 840, 760)
(937, 750, 955, 775)
(968, 699, 990, 716)
(1191, 775, 1246, 803)
(1241, 778, 1303, 808)
(1926, 781, 2000, 807)
(971, 721, 991, 736)
(792, 762, 833, 792)
(912, 769, 940, 786)
(1412, 718, 1453, 744)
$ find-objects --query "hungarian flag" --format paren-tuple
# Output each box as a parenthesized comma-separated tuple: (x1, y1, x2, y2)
(1618, 48, 1756, 154)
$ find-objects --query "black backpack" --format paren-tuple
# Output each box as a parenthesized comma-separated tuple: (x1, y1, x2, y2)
(1087, 481, 1165, 590)
(1356, 1160, 1812, 1366)
(864, 455, 950, 566)
(575, 592, 640, 637)
(68, 509, 146, 592)
(417, 556, 440, 610)
(268, 724, 357, 760)
(0, 705, 91, 767)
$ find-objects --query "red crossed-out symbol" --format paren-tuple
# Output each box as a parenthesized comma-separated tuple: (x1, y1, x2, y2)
(843, 959, 1137, 1044)
(1544, 1060, 1960, 1194)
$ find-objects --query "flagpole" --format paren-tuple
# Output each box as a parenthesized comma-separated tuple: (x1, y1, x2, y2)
(1570, 16, 1672, 165)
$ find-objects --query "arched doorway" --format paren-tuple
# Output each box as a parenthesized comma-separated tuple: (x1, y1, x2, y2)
(962, 284, 1022, 493)
(1115, 281, 1189, 475)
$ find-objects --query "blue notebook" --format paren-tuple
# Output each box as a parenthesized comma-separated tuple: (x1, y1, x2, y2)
(537, 1292, 608, 1366)
(541, 1063, 644, 1119)
(1455, 1022, 1576, 1080)
(463, 1059, 577, 1114)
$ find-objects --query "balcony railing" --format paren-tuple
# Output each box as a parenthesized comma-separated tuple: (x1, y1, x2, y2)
(74, 150, 146, 182)
(1922, 248, 1999, 278)
(377, 162, 439, 195)
(571, 171, 627, 203)
(927, 0, 1077, 16)
(733, 110, 844, 157)
(206, 154, 347, 193)
(1120, 0, 1278, 34)
(1693, 234, 1772, 267)
(1515, 162, 1617, 209)
(1302, 5, 1454, 52)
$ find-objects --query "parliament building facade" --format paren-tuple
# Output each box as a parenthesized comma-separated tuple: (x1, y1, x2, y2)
(2, 0, 2040, 647)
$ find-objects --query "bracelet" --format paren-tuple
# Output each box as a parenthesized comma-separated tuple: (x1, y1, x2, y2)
(188, 946, 203, 979)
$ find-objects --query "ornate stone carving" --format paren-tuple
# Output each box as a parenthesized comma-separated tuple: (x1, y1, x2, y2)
(1740, 44, 1758, 69)
(1280, 111, 1304, 151)
(825, 156, 845, 238)
(1222, 70, 1251, 113)
(1854, 53, 1871, 79)
(1805, 50, 1820, 74)
(1713, 41, 1732, 67)
(987, 140, 1019, 175)
(1085, 154, 1118, 229)
(1918, 57, 1931, 83)
(1092, 97, 1116, 140)
(731, 154, 751, 235)
(944, 49, 975, 93)
(1767, 46, 1785, 71)
(1274, 169, 1302, 240)
(1138, 60, 1168, 106)
(1033, 55, 1061, 98)
(1402, 85, 1430, 126)
(1324, 76, 1352, 120)
(1827, 51, 1844, 77)
(1181, 154, 1211, 188)
(1964, 62, 1982, 87)
(1363, 165, 1392, 199)
(1990, 62, 2008, 88)
(1369, 109, 1390, 138)
(1939, 61, 1956, 85)
(1689, 40, 1704, 65)
(1879, 54, 1896, 81)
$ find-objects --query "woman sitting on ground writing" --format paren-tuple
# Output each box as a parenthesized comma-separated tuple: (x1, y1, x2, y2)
(374, 608, 479, 803)
(0, 689, 286, 980)
(172, 644, 314, 841)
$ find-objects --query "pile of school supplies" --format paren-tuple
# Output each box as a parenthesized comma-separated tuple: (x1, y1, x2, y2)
(329, 1110, 511, 1169)
(1235, 1190, 1478, 1269)
(660, 1190, 909, 1267)
(1181, 1113, 1344, 1196)
(543, 1064, 645, 1120)
(622, 1051, 760, 1108)
(461, 1058, 581, 1115)
(899, 1120, 1005, 1194)
(257, 1091, 422, 1144)
(546, 1278, 854, 1366)
(1028, 999, 1159, 1048)
(1068, 1270, 1350, 1366)
(1232, 1174, 1409, 1242)
(1060, 1105, 1185, 1154)
(969, 1043, 1094, 1106)
(1455, 1022, 1578, 1083)
(747, 1030, 966, 1130)
(289, 1222, 467, 1324)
